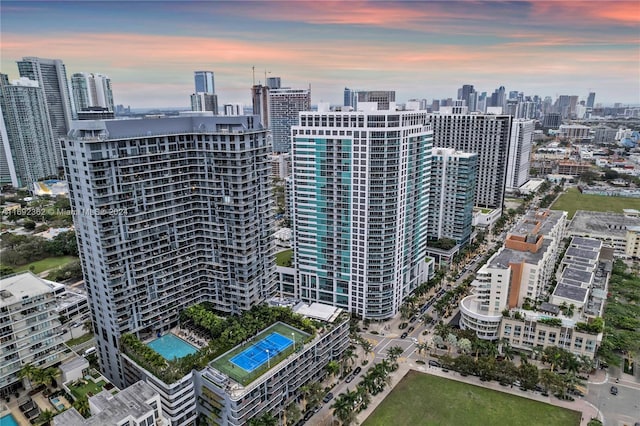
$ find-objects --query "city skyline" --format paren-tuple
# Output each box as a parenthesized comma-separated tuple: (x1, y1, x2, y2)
(1, 1, 638, 108)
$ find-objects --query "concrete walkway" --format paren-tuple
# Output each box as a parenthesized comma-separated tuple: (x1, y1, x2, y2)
(356, 360, 601, 426)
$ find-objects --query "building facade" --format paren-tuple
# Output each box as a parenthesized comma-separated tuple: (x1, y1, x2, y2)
(428, 108, 512, 209)
(0, 273, 67, 395)
(269, 88, 311, 153)
(356, 91, 396, 111)
(71, 72, 114, 113)
(17, 56, 74, 167)
(428, 148, 477, 245)
(506, 119, 534, 190)
(194, 71, 215, 94)
(62, 115, 276, 388)
(0, 75, 59, 187)
(291, 105, 433, 319)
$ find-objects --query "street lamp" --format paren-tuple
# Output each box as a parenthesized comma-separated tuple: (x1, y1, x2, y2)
(266, 349, 270, 368)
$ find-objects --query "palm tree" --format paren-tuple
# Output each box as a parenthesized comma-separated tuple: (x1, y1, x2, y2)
(325, 360, 340, 384)
(82, 319, 94, 334)
(360, 339, 373, 357)
(499, 338, 515, 361)
(355, 385, 371, 411)
(578, 355, 594, 375)
(36, 409, 55, 426)
(307, 382, 324, 409)
(36, 367, 59, 391)
(472, 339, 486, 362)
(73, 397, 90, 418)
(342, 348, 357, 373)
(434, 321, 453, 339)
(299, 384, 311, 412)
(248, 412, 277, 426)
(332, 392, 357, 425)
(386, 346, 404, 364)
(284, 402, 301, 426)
(18, 363, 39, 391)
(531, 345, 544, 361)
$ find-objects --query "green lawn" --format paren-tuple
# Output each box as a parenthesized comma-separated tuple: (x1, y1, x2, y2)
(66, 333, 93, 347)
(551, 187, 640, 219)
(363, 371, 581, 426)
(68, 379, 107, 400)
(13, 256, 77, 274)
(275, 249, 293, 267)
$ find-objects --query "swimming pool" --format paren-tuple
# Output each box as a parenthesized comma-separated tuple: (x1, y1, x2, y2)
(0, 414, 19, 426)
(147, 333, 198, 360)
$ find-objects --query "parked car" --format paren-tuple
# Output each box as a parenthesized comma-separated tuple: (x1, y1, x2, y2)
(322, 392, 334, 403)
(345, 375, 354, 383)
(353, 367, 362, 375)
(610, 386, 618, 395)
(407, 326, 415, 333)
(428, 360, 441, 367)
(401, 332, 408, 339)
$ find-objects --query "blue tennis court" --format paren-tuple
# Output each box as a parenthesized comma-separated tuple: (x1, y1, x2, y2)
(230, 332, 294, 372)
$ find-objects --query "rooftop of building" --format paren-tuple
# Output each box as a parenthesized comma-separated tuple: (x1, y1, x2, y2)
(54, 381, 158, 426)
(0, 272, 57, 308)
(569, 210, 640, 238)
(490, 237, 552, 268)
(67, 114, 265, 141)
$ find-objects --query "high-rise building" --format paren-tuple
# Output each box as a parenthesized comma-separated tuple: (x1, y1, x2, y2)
(269, 87, 311, 152)
(62, 115, 275, 387)
(0, 108, 18, 187)
(586, 92, 596, 109)
(252, 84, 270, 128)
(0, 75, 59, 187)
(356, 90, 395, 111)
(266, 76, 281, 89)
(506, 119, 535, 190)
(223, 103, 243, 116)
(194, 70, 215, 93)
(190, 92, 218, 114)
(291, 104, 434, 319)
(0, 272, 67, 394)
(343, 87, 357, 108)
(457, 84, 475, 111)
(428, 148, 477, 245)
(17, 57, 74, 168)
(428, 106, 512, 209)
(71, 72, 114, 113)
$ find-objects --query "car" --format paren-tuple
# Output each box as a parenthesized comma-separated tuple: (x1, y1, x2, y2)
(400, 332, 408, 339)
(303, 411, 314, 421)
(610, 386, 618, 395)
(410, 316, 417, 323)
(345, 375, 354, 383)
(353, 367, 361, 375)
(322, 392, 334, 403)
(407, 326, 415, 333)
(428, 360, 441, 367)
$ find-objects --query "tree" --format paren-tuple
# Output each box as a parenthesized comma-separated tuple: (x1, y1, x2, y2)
(539, 369, 559, 394)
(18, 364, 39, 391)
(73, 397, 90, 417)
(83, 319, 94, 334)
(248, 412, 277, 426)
(299, 384, 311, 412)
(457, 338, 472, 355)
(446, 333, 458, 355)
(36, 409, 55, 426)
(518, 363, 539, 390)
(386, 346, 404, 368)
(332, 391, 357, 425)
(325, 360, 340, 384)
(36, 367, 59, 390)
(284, 403, 302, 426)
(434, 321, 453, 339)
(499, 338, 515, 361)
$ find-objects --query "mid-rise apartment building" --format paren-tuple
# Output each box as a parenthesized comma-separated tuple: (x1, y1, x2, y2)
(291, 103, 433, 319)
(62, 115, 275, 388)
(460, 209, 567, 339)
(0, 273, 67, 395)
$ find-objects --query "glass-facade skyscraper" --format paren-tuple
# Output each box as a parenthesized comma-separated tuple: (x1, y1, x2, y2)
(291, 105, 433, 319)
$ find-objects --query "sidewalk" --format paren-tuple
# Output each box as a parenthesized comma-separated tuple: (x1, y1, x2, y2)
(356, 360, 601, 426)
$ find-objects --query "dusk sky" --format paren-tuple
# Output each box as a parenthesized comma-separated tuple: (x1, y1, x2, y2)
(1, 1, 639, 108)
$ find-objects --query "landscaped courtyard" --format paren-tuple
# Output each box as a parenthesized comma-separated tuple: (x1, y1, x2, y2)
(551, 188, 640, 219)
(363, 371, 581, 426)
(67, 379, 107, 400)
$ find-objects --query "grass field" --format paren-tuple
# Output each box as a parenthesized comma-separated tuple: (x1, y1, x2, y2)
(551, 187, 640, 219)
(13, 256, 77, 274)
(363, 371, 581, 426)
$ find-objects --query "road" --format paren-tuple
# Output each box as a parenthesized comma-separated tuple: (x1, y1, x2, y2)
(586, 376, 640, 426)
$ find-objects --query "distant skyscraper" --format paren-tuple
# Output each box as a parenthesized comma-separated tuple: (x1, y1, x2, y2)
(0, 75, 58, 187)
(17, 56, 73, 167)
(542, 112, 562, 128)
(269, 87, 311, 152)
(357, 90, 395, 110)
(252, 84, 270, 127)
(223, 103, 243, 116)
(506, 119, 535, 189)
(190, 92, 218, 114)
(266, 76, 281, 89)
(194, 70, 215, 93)
(343, 87, 357, 108)
(0, 107, 18, 187)
(292, 105, 433, 319)
(457, 84, 475, 109)
(429, 107, 511, 209)
(71, 72, 114, 113)
(62, 115, 275, 387)
(428, 148, 477, 245)
(586, 92, 596, 109)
